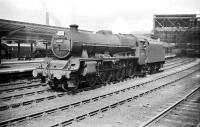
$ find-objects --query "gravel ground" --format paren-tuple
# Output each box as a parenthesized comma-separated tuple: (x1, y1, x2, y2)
(71, 70, 200, 127)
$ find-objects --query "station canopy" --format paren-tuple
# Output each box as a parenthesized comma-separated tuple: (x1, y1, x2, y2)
(0, 19, 91, 43)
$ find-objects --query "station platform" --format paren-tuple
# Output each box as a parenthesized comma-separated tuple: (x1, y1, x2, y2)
(0, 58, 44, 74)
(1, 58, 44, 65)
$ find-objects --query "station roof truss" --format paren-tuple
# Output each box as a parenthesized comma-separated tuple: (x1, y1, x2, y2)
(153, 14, 200, 45)
(0, 19, 92, 43)
(153, 14, 200, 29)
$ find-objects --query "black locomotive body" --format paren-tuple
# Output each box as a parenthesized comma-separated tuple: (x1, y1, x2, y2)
(33, 25, 165, 91)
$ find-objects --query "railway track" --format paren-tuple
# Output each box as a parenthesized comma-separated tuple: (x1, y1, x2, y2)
(0, 57, 182, 95)
(162, 58, 194, 70)
(0, 71, 34, 84)
(0, 57, 177, 86)
(0, 58, 192, 94)
(0, 59, 199, 127)
(140, 86, 200, 127)
(165, 57, 181, 64)
(0, 58, 195, 112)
(163, 58, 187, 67)
(0, 79, 40, 88)
(0, 58, 194, 111)
(0, 82, 47, 94)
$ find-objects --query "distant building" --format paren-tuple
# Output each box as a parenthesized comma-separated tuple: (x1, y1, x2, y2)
(153, 14, 200, 44)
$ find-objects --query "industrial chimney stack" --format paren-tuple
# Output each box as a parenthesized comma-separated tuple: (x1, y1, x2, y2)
(69, 24, 79, 32)
(46, 12, 49, 25)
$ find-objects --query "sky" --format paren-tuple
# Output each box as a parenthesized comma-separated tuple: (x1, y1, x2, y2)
(0, 0, 199, 34)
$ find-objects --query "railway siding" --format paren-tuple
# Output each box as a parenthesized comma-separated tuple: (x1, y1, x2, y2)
(140, 86, 200, 127)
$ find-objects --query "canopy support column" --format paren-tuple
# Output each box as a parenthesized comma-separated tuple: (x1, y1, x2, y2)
(17, 42, 20, 60)
(0, 38, 1, 64)
(30, 42, 33, 58)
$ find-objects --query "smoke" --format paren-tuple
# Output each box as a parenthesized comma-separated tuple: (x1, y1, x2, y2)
(111, 16, 132, 34)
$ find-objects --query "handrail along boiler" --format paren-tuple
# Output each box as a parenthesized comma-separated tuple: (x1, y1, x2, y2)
(32, 25, 165, 91)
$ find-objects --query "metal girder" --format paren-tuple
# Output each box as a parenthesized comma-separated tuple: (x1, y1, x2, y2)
(166, 18, 176, 27)
(7, 26, 26, 36)
(178, 19, 189, 27)
(2, 36, 51, 43)
(155, 18, 190, 28)
(154, 17, 196, 19)
(155, 19, 163, 27)
(153, 14, 199, 28)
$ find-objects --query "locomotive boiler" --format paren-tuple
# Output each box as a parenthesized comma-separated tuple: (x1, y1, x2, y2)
(33, 25, 165, 91)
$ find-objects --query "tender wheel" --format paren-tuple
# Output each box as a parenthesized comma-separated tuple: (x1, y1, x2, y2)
(156, 64, 160, 72)
(149, 65, 154, 74)
(48, 80, 58, 89)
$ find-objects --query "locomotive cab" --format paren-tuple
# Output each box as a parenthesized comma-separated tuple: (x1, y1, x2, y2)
(138, 39, 149, 65)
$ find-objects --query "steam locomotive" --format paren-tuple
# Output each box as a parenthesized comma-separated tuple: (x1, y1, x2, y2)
(32, 25, 165, 91)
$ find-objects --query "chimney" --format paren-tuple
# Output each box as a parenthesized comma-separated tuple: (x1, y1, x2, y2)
(69, 24, 79, 32)
(46, 12, 49, 25)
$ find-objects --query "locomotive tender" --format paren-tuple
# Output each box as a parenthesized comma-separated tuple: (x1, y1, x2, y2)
(33, 25, 165, 91)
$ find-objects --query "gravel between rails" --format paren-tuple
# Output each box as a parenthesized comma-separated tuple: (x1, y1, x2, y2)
(15, 61, 200, 127)
(72, 67, 200, 127)
(140, 86, 200, 127)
